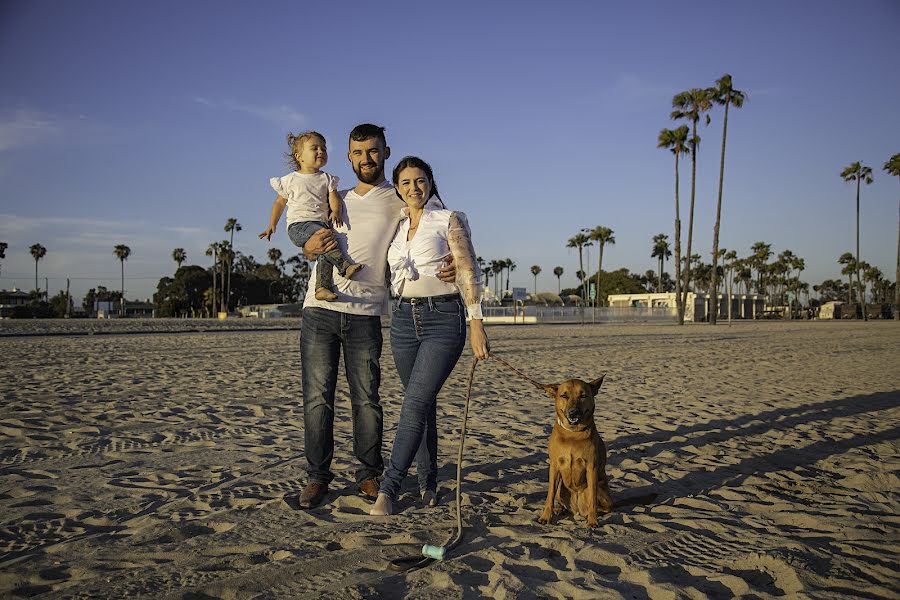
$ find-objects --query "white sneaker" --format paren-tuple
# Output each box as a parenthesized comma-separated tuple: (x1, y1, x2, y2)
(369, 493, 393, 516)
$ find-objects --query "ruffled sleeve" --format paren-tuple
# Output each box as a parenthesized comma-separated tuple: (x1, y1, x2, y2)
(270, 176, 287, 197)
(326, 173, 340, 192)
(448, 211, 484, 320)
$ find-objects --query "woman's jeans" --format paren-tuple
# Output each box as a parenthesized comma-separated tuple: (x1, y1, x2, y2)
(380, 296, 466, 500)
(300, 307, 384, 486)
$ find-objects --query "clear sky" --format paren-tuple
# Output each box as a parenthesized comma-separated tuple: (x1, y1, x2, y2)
(1, 0, 898, 304)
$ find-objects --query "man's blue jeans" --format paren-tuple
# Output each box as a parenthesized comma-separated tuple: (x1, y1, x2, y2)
(379, 296, 466, 500)
(300, 307, 384, 486)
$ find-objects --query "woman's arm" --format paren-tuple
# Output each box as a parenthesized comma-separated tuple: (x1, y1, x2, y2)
(448, 212, 489, 358)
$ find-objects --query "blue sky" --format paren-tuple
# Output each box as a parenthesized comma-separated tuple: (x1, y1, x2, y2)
(1, 0, 898, 303)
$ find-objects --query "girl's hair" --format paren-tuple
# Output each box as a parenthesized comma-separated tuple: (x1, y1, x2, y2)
(285, 131, 326, 171)
(392, 156, 445, 207)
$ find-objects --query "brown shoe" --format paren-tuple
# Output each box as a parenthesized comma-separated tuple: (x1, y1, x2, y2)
(358, 477, 380, 500)
(298, 481, 328, 509)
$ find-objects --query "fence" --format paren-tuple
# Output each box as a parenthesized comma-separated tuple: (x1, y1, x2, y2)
(483, 305, 677, 324)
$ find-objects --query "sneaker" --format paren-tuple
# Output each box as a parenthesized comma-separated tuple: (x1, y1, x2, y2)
(358, 477, 380, 500)
(315, 287, 339, 301)
(422, 490, 438, 507)
(297, 482, 328, 509)
(370, 493, 393, 516)
(343, 263, 365, 279)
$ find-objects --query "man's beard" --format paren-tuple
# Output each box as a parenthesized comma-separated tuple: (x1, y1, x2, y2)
(353, 161, 384, 184)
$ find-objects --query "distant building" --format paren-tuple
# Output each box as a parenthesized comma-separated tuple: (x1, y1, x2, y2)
(0, 288, 30, 318)
(607, 292, 768, 322)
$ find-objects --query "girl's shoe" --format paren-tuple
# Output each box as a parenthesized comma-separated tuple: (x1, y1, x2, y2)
(315, 287, 339, 301)
(370, 493, 393, 516)
(422, 490, 438, 507)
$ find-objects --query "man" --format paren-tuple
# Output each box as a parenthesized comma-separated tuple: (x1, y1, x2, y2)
(297, 124, 454, 508)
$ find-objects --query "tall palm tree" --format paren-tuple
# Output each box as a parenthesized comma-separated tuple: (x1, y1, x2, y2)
(206, 242, 220, 316)
(267, 247, 283, 273)
(113, 244, 131, 316)
(224, 218, 241, 312)
(883, 153, 900, 319)
(709, 74, 746, 324)
(553, 266, 564, 295)
(172, 248, 186, 271)
(0, 242, 7, 279)
(29, 243, 47, 298)
(567, 233, 590, 304)
(218, 241, 233, 311)
(840, 161, 873, 320)
(589, 226, 614, 307)
(749, 242, 772, 294)
(671, 88, 713, 323)
(651, 234, 671, 293)
(530, 265, 541, 295)
(658, 125, 691, 323)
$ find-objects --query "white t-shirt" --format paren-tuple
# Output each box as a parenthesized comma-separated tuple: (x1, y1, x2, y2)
(302, 181, 404, 316)
(270, 171, 340, 226)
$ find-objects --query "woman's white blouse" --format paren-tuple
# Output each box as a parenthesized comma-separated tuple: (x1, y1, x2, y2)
(387, 205, 484, 320)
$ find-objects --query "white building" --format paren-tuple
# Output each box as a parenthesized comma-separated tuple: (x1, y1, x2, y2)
(607, 292, 768, 322)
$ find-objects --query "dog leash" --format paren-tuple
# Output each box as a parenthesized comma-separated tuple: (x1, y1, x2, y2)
(387, 353, 548, 572)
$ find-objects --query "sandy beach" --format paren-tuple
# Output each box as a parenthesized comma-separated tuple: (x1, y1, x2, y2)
(0, 320, 898, 598)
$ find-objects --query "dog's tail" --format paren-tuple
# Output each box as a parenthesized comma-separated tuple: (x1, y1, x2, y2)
(612, 492, 658, 509)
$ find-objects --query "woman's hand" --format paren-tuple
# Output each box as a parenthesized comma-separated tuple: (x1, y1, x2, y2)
(469, 319, 490, 360)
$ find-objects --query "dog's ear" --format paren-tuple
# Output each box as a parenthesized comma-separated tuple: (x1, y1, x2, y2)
(542, 383, 558, 398)
(589, 375, 605, 397)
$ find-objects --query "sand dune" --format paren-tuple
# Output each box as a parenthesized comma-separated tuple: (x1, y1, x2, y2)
(0, 321, 897, 598)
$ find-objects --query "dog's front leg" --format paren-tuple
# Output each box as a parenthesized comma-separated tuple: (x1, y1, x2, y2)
(538, 458, 559, 524)
(585, 456, 600, 528)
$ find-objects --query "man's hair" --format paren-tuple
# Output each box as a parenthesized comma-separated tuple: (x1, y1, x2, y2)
(349, 123, 386, 148)
(285, 131, 326, 171)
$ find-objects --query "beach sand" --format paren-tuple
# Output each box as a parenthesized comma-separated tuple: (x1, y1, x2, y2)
(1, 321, 898, 598)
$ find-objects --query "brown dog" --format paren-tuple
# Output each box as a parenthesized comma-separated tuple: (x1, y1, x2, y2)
(538, 376, 611, 528)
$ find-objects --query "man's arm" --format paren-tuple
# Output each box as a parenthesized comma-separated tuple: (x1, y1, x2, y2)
(302, 228, 338, 260)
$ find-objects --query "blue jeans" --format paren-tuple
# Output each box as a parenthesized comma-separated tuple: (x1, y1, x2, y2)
(380, 296, 466, 500)
(300, 307, 384, 485)
(288, 220, 352, 290)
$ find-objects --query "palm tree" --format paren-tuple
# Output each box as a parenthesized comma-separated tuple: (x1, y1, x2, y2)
(589, 226, 614, 307)
(530, 265, 541, 296)
(224, 218, 241, 312)
(505, 259, 516, 293)
(883, 153, 900, 319)
(0, 242, 7, 279)
(113, 244, 131, 316)
(709, 74, 746, 325)
(838, 252, 856, 304)
(841, 161, 873, 320)
(658, 125, 691, 323)
(172, 248, 186, 271)
(749, 242, 772, 294)
(651, 234, 671, 293)
(671, 88, 713, 323)
(553, 266, 564, 295)
(29, 243, 47, 298)
(267, 247, 283, 273)
(206, 242, 220, 316)
(567, 233, 590, 304)
(218, 241, 233, 311)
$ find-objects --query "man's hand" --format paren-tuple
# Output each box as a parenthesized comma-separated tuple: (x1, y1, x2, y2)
(303, 228, 337, 260)
(259, 225, 276, 241)
(436, 253, 456, 283)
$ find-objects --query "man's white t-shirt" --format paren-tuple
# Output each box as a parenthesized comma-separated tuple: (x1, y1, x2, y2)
(302, 180, 404, 316)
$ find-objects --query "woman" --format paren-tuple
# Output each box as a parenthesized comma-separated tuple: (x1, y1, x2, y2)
(370, 156, 489, 516)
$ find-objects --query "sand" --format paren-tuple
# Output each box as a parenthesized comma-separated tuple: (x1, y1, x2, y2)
(0, 320, 898, 598)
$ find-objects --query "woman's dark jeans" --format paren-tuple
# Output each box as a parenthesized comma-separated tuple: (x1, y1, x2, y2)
(380, 296, 466, 500)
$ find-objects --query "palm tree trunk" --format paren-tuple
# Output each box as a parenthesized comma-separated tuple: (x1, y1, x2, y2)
(674, 159, 684, 324)
(596, 245, 604, 308)
(710, 98, 730, 326)
(681, 121, 698, 323)
(657, 255, 663, 293)
(120, 260, 125, 316)
(34, 259, 38, 294)
(856, 178, 868, 320)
